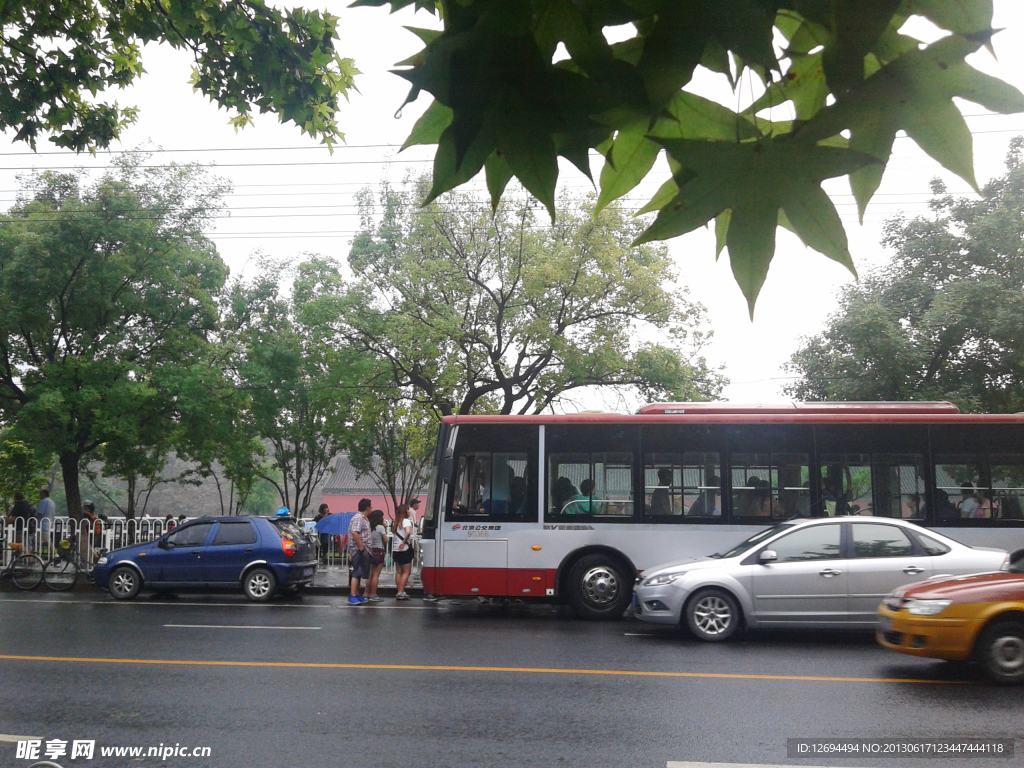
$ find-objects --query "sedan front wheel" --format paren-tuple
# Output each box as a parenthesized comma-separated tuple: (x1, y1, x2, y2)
(685, 588, 741, 642)
(976, 620, 1024, 685)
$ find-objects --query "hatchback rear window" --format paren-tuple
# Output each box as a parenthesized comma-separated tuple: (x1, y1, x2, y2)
(271, 519, 306, 540)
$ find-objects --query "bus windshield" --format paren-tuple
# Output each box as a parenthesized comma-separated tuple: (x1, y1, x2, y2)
(716, 524, 795, 559)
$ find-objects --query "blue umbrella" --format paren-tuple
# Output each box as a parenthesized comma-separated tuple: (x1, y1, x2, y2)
(315, 511, 357, 535)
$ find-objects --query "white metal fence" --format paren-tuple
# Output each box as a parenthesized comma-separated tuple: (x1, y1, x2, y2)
(1, 515, 418, 573)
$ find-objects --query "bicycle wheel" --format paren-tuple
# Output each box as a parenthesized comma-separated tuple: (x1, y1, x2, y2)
(43, 557, 79, 591)
(10, 554, 43, 590)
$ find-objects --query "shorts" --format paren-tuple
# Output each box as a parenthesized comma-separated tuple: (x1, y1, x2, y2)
(349, 548, 371, 580)
(393, 548, 414, 566)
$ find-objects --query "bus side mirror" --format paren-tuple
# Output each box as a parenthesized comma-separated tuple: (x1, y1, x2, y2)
(759, 549, 777, 563)
(442, 447, 454, 485)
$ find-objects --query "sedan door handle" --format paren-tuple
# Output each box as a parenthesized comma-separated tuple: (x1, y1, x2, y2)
(191, 549, 202, 555)
(819, 568, 841, 577)
(903, 566, 925, 574)
(244, 547, 254, 552)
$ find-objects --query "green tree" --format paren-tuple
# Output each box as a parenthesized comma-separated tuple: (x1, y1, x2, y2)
(785, 138, 1024, 413)
(380, 0, 1024, 312)
(345, 388, 436, 517)
(0, 157, 229, 517)
(223, 258, 363, 517)
(326, 177, 724, 416)
(0, 436, 51, 512)
(0, 0, 357, 150)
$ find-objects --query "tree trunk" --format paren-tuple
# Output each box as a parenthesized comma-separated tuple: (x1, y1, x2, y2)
(60, 452, 83, 520)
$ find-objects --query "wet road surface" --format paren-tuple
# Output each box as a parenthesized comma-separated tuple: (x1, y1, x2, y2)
(0, 591, 1019, 768)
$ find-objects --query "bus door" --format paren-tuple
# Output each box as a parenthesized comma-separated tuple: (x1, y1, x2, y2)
(440, 425, 538, 596)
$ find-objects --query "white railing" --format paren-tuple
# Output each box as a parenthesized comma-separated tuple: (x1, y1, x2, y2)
(2, 515, 419, 574)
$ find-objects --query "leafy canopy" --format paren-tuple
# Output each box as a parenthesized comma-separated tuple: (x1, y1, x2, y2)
(0, 157, 229, 516)
(0, 0, 358, 150)
(785, 138, 1024, 413)
(381, 0, 1024, 311)
(321, 176, 725, 417)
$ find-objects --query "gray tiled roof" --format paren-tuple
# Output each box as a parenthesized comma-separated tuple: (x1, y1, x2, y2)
(323, 452, 428, 495)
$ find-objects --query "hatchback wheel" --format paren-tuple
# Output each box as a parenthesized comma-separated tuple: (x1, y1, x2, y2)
(108, 566, 141, 600)
(243, 567, 277, 603)
(976, 620, 1024, 685)
(685, 588, 740, 642)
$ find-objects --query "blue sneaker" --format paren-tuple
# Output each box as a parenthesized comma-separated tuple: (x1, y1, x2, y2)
(347, 594, 362, 605)
(357, 595, 369, 604)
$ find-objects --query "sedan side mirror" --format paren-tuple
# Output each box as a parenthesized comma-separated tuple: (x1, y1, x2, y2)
(158, 538, 170, 550)
(759, 549, 778, 563)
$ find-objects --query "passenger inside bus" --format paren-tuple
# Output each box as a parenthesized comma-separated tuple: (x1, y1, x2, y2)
(563, 479, 599, 515)
(649, 468, 674, 515)
(686, 476, 719, 516)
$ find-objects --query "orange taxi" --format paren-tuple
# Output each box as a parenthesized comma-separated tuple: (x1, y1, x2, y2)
(877, 549, 1024, 683)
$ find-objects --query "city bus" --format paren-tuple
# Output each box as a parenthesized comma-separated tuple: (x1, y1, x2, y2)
(418, 402, 1024, 619)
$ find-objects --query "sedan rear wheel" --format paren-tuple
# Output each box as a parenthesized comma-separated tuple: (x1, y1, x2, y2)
(976, 620, 1024, 685)
(686, 588, 741, 642)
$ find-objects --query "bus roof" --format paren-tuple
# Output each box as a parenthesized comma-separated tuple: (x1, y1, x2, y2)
(636, 401, 961, 415)
(441, 402, 1024, 425)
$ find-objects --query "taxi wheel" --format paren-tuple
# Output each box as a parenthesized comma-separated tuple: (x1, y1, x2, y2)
(243, 567, 277, 603)
(976, 620, 1024, 685)
(685, 588, 741, 642)
(567, 554, 632, 620)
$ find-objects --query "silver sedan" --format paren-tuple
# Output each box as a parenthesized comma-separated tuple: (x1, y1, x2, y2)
(632, 516, 1008, 641)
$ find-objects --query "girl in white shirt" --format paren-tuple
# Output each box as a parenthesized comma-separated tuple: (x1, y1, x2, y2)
(392, 504, 415, 599)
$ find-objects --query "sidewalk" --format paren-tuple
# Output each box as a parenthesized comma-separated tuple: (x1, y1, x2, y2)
(308, 565, 423, 597)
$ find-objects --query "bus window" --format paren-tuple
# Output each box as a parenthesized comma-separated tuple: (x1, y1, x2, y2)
(992, 456, 1024, 519)
(820, 454, 872, 516)
(643, 453, 721, 519)
(644, 455, 681, 516)
(872, 454, 925, 519)
(731, 454, 809, 520)
(684, 454, 721, 517)
(450, 452, 530, 521)
(548, 453, 635, 521)
(935, 455, 988, 520)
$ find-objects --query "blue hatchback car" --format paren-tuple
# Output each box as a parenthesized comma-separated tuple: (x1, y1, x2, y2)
(92, 516, 317, 602)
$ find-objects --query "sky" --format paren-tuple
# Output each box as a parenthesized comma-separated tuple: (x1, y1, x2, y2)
(2, 1, 1024, 407)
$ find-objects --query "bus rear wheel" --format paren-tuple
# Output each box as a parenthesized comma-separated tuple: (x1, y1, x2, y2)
(567, 554, 632, 620)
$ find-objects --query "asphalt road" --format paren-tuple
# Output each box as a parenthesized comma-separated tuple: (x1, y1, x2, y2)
(0, 590, 1020, 768)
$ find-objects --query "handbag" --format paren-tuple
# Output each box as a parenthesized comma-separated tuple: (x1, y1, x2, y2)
(370, 547, 386, 565)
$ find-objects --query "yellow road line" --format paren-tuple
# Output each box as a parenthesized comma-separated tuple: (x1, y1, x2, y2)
(0, 654, 963, 684)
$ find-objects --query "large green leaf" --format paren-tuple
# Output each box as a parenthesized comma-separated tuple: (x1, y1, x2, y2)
(636, 137, 877, 313)
(801, 34, 1024, 216)
(905, 0, 993, 35)
(596, 121, 661, 214)
(400, 99, 453, 150)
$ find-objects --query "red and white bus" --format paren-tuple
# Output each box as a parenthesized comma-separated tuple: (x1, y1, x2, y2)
(418, 402, 1024, 619)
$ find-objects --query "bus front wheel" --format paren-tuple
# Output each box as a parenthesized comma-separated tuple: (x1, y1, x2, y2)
(567, 554, 632, 620)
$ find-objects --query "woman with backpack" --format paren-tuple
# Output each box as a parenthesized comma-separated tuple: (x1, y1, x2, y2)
(392, 503, 415, 600)
(365, 509, 388, 603)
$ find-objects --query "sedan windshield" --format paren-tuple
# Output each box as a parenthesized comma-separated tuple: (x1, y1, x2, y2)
(717, 524, 794, 559)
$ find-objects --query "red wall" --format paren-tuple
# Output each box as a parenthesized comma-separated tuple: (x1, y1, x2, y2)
(320, 494, 399, 519)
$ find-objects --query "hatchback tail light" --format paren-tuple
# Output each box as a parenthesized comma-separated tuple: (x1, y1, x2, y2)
(281, 538, 296, 556)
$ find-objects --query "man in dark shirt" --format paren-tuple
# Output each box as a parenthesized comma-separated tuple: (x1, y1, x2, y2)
(6, 491, 35, 523)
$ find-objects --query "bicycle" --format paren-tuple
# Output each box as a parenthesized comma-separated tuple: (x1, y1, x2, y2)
(0, 534, 44, 590)
(43, 530, 106, 591)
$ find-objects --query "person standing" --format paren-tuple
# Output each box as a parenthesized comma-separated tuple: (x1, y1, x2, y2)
(313, 503, 331, 564)
(7, 491, 36, 552)
(36, 486, 56, 555)
(392, 503, 415, 600)
(365, 509, 387, 603)
(408, 497, 421, 526)
(346, 499, 373, 606)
